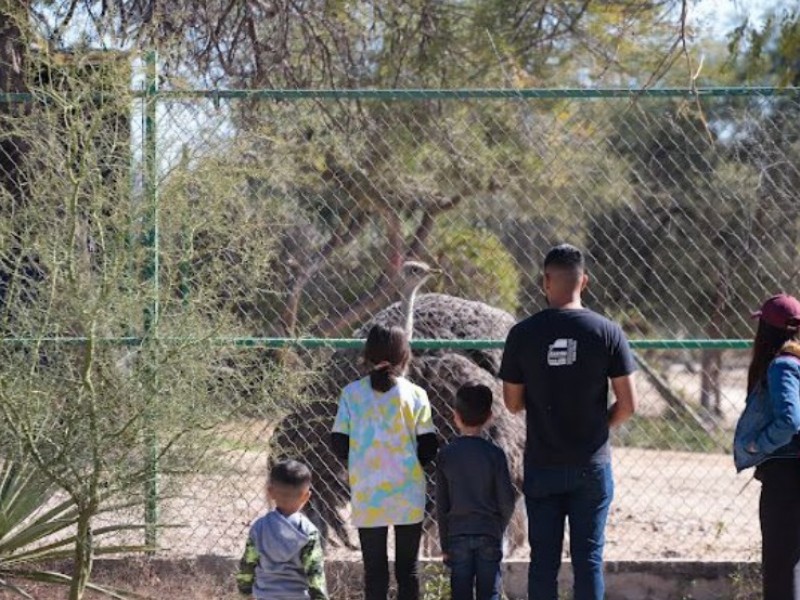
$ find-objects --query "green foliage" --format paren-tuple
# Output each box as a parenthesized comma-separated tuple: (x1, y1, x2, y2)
(422, 562, 451, 600)
(159, 143, 291, 330)
(9, 0, 690, 90)
(613, 415, 728, 454)
(586, 96, 799, 340)
(43, 0, 688, 339)
(0, 458, 146, 599)
(729, 563, 761, 600)
(609, 100, 717, 191)
(726, 8, 800, 85)
(429, 223, 520, 314)
(0, 50, 300, 600)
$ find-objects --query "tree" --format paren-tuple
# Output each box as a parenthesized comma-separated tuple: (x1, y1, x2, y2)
(0, 2, 694, 343)
(7, 1, 685, 87)
(0, 51, 284, 600)
(428, 222, 520, 314)
(585, 95, 799, 415)
(724, 5, 800, 289)
(727, 6, 800, 86)
(0, 1, 702, 344)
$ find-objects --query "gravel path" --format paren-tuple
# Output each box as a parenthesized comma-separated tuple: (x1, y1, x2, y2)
(115, 444, 758, 562)
(607, 447, 758, 561)
(87, 363, 762, 563)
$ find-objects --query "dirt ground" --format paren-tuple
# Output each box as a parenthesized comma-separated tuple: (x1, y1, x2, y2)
(607, 446, 759, 561)
(5, 366, 762, 599)
(123, 364, 759, 563)
(136, 445, 759, 563)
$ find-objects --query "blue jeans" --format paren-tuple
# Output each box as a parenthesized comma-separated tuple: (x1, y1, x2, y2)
(447, 535, 502, 600)
(524, 462, 614, 600)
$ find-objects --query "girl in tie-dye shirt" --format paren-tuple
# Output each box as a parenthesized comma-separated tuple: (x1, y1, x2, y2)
(331, 324, 438, 600)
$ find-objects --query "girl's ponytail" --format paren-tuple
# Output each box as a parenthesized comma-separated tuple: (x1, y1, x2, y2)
(364, 324, 410, 393)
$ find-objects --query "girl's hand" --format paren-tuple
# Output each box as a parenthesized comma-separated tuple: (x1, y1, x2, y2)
(746, 441, 758, 453)
(442, 553, 450, 567)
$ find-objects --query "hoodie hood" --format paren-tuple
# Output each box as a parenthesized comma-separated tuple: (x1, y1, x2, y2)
(781, 340, 800, 360)
(256, 510, 311, 563)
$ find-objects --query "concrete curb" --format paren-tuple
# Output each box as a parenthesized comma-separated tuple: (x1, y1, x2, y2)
(513, 560, 758, 599)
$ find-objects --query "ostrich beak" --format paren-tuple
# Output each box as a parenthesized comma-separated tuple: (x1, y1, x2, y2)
(427, 267, 443, 276)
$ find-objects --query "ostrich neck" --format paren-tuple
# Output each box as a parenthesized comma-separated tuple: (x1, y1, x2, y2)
(401, 288, 418, 341)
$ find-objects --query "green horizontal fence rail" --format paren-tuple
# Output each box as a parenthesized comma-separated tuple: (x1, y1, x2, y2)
(1, 86, 799, 103)
(0, 336, 753, 349)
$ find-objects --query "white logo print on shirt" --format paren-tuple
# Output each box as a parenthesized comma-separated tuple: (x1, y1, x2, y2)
(547, 339, 577, 366)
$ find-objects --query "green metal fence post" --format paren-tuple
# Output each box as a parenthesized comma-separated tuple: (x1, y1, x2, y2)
(143, 50, 160, 549)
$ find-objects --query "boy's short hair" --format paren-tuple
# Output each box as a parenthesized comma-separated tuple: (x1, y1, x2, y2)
(544, 243, 585, 272)
(269, 460, 312, 495)
(454, 383, 493, 427)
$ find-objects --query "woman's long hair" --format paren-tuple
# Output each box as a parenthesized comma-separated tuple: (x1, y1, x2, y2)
(747, 319, 799, 394)
(363, 324, 410, 393)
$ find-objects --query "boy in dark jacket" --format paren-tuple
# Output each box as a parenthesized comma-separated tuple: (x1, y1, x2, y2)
(237, 459, 328, 599)
(436, 383, 516, 600)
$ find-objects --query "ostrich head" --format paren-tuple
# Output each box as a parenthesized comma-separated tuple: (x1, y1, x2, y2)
(399, 260, 440, 340)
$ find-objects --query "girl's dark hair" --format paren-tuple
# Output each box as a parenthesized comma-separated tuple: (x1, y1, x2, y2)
(364, 324, 410, 393)
(747, 319, 799, 393)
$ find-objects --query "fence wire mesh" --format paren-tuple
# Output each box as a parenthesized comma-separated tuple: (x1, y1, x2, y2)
(2, 73, 800, 564)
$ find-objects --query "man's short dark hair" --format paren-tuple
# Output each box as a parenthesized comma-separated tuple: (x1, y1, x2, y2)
(269, 459, 312, 490)
(455, 383, 493, 427)
(544, 244, 585, 272)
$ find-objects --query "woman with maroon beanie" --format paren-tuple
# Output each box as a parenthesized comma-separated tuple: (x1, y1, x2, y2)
(735, 294, 800, 599)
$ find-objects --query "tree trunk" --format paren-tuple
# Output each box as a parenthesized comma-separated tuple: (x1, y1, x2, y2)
(0, 3, 31, 321)
(699, 349, 722, 417)
(0, 1, 29, 203)
(700, 270, 728, 419)
(68, 507, 94, 600)
(0, 3, 28, 89)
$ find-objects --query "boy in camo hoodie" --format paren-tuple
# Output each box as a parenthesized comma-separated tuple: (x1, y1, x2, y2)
(237, 460, 328, 599)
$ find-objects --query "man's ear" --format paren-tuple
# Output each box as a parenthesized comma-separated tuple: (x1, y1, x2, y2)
(580, 273, 589, 291)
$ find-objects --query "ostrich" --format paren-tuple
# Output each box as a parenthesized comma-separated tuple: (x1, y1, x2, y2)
(268, 261, 527, 553)
(398, 261, 440, 341)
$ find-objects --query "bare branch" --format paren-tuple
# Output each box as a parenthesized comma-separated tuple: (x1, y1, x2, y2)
(281, 213, 368, 336)
(408, 194, 462, 258)
(50, 0, 81, 42)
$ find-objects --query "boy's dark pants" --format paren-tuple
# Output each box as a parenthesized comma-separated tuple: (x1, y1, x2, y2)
(448, 534, 503, 600)
(358, 522, 423, 600)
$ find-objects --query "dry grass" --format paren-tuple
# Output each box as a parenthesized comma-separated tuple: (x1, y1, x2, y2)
(1, 558, 366, 600)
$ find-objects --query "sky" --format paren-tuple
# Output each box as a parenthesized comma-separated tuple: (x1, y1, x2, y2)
(691, 0, 785, 38)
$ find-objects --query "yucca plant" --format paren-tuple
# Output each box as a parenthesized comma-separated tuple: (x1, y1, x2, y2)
(0, 458, 149, 599)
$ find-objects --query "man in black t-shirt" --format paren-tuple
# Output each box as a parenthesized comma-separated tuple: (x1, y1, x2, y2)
(499, 244, 637, 600)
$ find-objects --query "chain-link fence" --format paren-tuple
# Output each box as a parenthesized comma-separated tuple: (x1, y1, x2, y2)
(2, 56, 799, 564)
